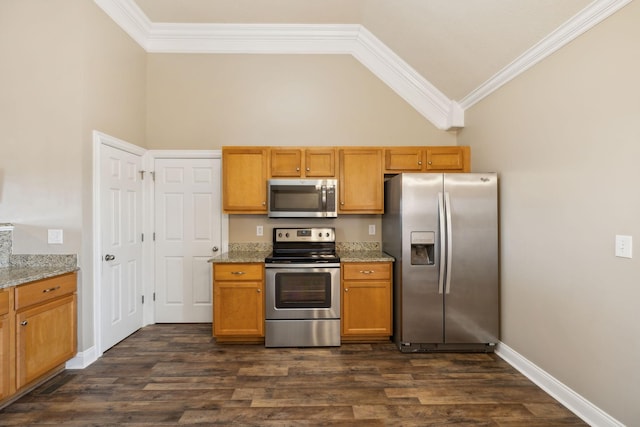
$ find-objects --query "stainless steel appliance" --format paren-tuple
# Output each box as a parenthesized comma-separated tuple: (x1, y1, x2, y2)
(382, 173, 499, 352)
(264, 227, 341, 347)
(267, 179, 338, 218)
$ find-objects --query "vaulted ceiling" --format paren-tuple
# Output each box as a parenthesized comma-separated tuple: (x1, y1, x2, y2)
(96, 0, 629, 129)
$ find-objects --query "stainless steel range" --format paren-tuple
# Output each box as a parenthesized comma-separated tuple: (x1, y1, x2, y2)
(264, 227, 341, 347)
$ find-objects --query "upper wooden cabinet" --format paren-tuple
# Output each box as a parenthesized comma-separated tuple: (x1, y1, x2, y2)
(270, 148, 336, 178)
(222, 147, 269, 213)
(384, 146, 470, 173)
(338, 148, 384, 214)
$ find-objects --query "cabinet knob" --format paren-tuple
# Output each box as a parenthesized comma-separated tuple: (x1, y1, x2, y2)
(344, 288, 349, 292)
(21, 321, 28, 326)
(257, 289, 261, 293)
(428, 161, 432, 165)
(262, 201, 266, 206)
(296, 167, 300, 171)
(418, 161, 422, 165)
(306, 167, 310, 171)
(340, 202, 344, 205)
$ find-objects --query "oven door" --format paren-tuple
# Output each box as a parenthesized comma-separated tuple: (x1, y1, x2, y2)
(265, 265, 340, 320)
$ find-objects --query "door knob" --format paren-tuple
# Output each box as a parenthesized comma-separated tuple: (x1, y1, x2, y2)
(212, 246, 219, 252)
(104, 254, 116, 261)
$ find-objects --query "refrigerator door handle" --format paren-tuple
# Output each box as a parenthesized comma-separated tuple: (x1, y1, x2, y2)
(444, 192, 453, 294)
(438, 192, 446, 294)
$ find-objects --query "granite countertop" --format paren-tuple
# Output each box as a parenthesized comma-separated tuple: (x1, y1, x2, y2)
(209, 251, 272, 264)
(337, 249, 394, 263)
(0, 265, 79, 290)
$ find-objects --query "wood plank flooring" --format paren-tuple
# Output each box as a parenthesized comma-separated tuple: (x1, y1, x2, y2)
(0, 324, 587, 426)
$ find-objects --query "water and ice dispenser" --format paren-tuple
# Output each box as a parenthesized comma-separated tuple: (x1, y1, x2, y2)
(410, 231, 435, 265)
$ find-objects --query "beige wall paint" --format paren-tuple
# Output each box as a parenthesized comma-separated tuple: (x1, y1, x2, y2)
(146, 53, 456, 150)
(0, 0, 147, 351)
(459, 2, 640, 425)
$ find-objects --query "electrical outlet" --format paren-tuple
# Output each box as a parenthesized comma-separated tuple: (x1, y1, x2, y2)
(615, 235, 632, 258)
(256, 225, 264, 236)
(368, 224, 376, 236)
(48, 229, 64, 244)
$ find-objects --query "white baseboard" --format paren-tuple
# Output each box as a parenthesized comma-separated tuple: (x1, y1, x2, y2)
(496, 342, 623, 427)
(65, 346, 99, 370)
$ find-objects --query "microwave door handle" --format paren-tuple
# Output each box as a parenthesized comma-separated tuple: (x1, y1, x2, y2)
(321, 185, 327, 211)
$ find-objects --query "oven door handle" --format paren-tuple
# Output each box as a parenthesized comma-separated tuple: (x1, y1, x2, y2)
(265, 262, 341, 269)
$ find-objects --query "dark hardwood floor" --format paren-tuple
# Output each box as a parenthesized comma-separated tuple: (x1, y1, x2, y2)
(1, 324, 586, 426)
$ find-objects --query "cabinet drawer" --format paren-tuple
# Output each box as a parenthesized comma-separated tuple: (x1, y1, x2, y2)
(15, 272, 77, 311)
(342, 263, 391, 281)
(214, 264, 263, 281)
(0, 289, 9, 316)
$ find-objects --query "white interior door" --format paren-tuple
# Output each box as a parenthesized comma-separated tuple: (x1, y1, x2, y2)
(154, 158, 221, 322)
(100, 144, 143, 351)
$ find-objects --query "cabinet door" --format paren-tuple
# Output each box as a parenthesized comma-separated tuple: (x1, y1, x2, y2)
(425, 146, 470, 172)
(222, 148, 268, 213)
(270, 149, 303, 177)
(384, 148, 424, 172)
(342, 281, 391, 336)
(0, 313, 9, 400)
(338, 148, 383, 213)
(16, 294, 77, 389)
(213, 281, 264, 337)
(305, 148, 336, 177)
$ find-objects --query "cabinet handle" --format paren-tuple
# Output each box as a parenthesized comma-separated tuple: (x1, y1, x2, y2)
(428, 161, 432, 165)
(344, 288, 349, 292)
(257, 289, 261, 293)
(359, 270, 374, 274)
(231, 271, 245, 275)
(43, 286, 61, 293)
(262, 201, 266, 206)
(418, 161, 422, 165)
(21, 321, 28, 326)
(296, 167, 300, 171)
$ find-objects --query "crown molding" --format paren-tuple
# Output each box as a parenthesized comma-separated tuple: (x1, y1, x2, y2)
(459, 0, 632, 110)
(94, 0, 462, 130)
(94, 0, 630, 128)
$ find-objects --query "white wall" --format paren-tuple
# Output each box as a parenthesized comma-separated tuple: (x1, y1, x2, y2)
(458, 2, 640, 425)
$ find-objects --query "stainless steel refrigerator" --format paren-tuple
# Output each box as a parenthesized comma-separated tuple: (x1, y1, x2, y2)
(382, 173, 499, 352)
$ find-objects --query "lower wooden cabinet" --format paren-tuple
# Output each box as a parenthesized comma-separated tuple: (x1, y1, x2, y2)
(213, 263, 264, 342)
(0, 272, 77, 408)
(341, 262, 392, 341)
(0, 289, 10, 401)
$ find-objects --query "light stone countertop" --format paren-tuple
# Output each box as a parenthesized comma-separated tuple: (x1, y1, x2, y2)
(0, 265, 79, 289)
(208, 249, 394, 264)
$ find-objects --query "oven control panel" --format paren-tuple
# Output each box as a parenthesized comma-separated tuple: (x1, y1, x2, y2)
(273, 227, 335, 243)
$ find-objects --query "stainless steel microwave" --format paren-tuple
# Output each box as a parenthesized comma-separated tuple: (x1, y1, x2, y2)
(267, 179, 338, 218)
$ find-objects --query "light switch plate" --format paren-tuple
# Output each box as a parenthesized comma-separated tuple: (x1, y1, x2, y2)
(615, 235, 632, 258)
(256, 225, 264, 236)
(48, 229, 63, 244)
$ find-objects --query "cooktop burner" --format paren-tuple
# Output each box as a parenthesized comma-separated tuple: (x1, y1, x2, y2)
(265, 227, 339, 264)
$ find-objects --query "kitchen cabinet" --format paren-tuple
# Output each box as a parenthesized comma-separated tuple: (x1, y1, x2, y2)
(213, 263, 264, 343)
(341, 262, 392, 341)
(14, 273, 77, 390)
(0, 289, 10, 401)
(338, 148, 384, 214)
(270, 148, 336, 178)
(384, 146, 470, 173)
(222, 147, 269, 214)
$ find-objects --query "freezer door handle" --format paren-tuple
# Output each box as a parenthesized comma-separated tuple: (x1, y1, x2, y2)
(438, 192, 446, 294)
(444, 192, 453, 294)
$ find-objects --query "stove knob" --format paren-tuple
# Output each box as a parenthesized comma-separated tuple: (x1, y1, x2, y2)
(285, 232, 290, 238)
(278, 232, 283, 238)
